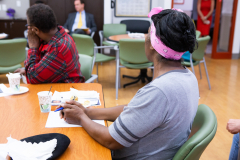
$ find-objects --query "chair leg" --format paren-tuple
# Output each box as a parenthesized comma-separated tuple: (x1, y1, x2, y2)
(118, 68, 121, 88)
(203, 57, 211, 90)
(190, 55, 195, 75)
(123, 78, 141, 88)
(116, 64, 119, 100)
(116, 50, 120, 100)
(199, 63, 202, 79)
(96, 63, 99, 82)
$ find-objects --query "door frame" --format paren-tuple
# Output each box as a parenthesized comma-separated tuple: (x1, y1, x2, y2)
(211, 0, 239, 59)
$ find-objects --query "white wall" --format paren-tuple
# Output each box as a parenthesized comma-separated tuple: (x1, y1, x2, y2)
(173, 0, 193, 11)
(0, 0, 29, 19)
(104, 0, 172, 24)
(232, 0, 240, 58)
(104, 0, 112, 24)
(173, 0, 193, 17)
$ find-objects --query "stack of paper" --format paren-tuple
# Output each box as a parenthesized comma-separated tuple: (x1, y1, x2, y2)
(51, 88, 100, 106)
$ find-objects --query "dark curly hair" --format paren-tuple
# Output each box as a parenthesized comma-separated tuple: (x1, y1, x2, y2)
(35, 0, 44, 4)
(151, 9, 197, 62)
(27, 4, 57, 33)
(75, 0, 85, 4)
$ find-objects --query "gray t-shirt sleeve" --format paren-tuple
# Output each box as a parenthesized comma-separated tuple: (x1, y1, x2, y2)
(108, 85, 169, 147)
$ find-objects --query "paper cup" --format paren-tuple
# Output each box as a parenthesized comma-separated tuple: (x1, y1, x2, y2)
(37, 91, 53, 113)
(6, 73, 21, 91)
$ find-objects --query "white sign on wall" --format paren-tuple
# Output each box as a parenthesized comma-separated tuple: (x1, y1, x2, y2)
(115, 0, 151, 17)
(174, 0, 184, 4)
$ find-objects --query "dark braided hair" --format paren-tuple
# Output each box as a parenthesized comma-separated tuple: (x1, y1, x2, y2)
(151, 9, 197, 61)
(27, 4, 57, 33)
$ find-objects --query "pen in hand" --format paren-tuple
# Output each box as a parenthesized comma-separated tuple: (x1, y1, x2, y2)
(54, 107, 64, 112)
(54, 97, 64, 112)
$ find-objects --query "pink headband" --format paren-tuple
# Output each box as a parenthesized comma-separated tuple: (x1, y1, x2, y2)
(148, 7, 185, 60)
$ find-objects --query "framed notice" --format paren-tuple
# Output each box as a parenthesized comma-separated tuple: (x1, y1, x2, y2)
(174, 0, 184, 4)
(115, 0, 151, 17)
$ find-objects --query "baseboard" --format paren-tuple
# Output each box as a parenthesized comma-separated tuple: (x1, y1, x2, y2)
(232, 54, 240, 59)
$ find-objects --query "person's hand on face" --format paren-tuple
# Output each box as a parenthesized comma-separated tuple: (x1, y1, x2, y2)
(14, 68, 26, 75)
(56, 100, 87, 125)
(226, 119, 240, 134)
(28, 26, 40, 49)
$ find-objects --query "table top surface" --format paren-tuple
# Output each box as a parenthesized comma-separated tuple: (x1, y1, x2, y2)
(0, 83, 111, 160)
(108, 34, 147, 42)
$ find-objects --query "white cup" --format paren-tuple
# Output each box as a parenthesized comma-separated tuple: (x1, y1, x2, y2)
(6, 73, 21, 92)
(37, 91, 53, 113)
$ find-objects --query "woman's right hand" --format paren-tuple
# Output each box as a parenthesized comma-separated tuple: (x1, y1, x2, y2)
(65, 100, 88, 114)
(14, 68, 26, 75)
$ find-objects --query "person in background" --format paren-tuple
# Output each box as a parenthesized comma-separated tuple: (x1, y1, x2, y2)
(57, 7, 199, 160)
(14, 4, 85, 84)
(197, 0, 215, 36)
(35, 0, 44, 4)
(63, 0, 97, 35)
(227, 119, 240, 160)
(192, 0, 198, 27)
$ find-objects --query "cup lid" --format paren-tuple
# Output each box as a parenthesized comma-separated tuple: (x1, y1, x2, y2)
(37, 91, 53, 96)
(6, 73, 20, 78)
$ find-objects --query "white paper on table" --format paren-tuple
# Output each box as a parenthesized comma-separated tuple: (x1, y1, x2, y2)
(45, 111, 105, 128)
(0, 84, 12, 97)
(51, 90, 101, 106)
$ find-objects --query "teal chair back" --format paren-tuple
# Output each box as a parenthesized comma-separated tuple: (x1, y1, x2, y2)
(173, 104, 217, 160)
(103, 24, 127, 38)
(192, 36, 210, 61)
(78, 54, 93, 80)
(196, 30, 201, 39)
(72, 34, 94, 56)
(0, 38, 27, 67)
(119, 39, 148, 64)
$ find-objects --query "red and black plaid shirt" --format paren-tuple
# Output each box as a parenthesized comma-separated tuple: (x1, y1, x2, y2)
(24, 26, 85, 84)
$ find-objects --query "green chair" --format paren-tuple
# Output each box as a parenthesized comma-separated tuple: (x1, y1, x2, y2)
(78, 54, 98, 83)
(196, 30, 201, 39)
(72, 34, 115, 81)
(99, 24, 127, 53)
(181, 36, 211, 90)
(0, 38, 27, 74)
(115, 39, 153, 99)
(173, 104, 217, 160)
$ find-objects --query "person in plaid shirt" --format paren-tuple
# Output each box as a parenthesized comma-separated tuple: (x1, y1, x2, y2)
(14, 4, 85, 84)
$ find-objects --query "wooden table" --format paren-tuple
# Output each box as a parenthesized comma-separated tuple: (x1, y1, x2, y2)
(0, 83, 111, 160)
(108, 34, 146, 43)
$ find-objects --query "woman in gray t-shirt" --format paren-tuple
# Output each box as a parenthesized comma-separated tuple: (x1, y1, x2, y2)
(57, 7, 199, 160)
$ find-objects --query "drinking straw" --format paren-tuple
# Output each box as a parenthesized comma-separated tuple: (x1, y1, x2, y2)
(48, 86, 52, 95)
